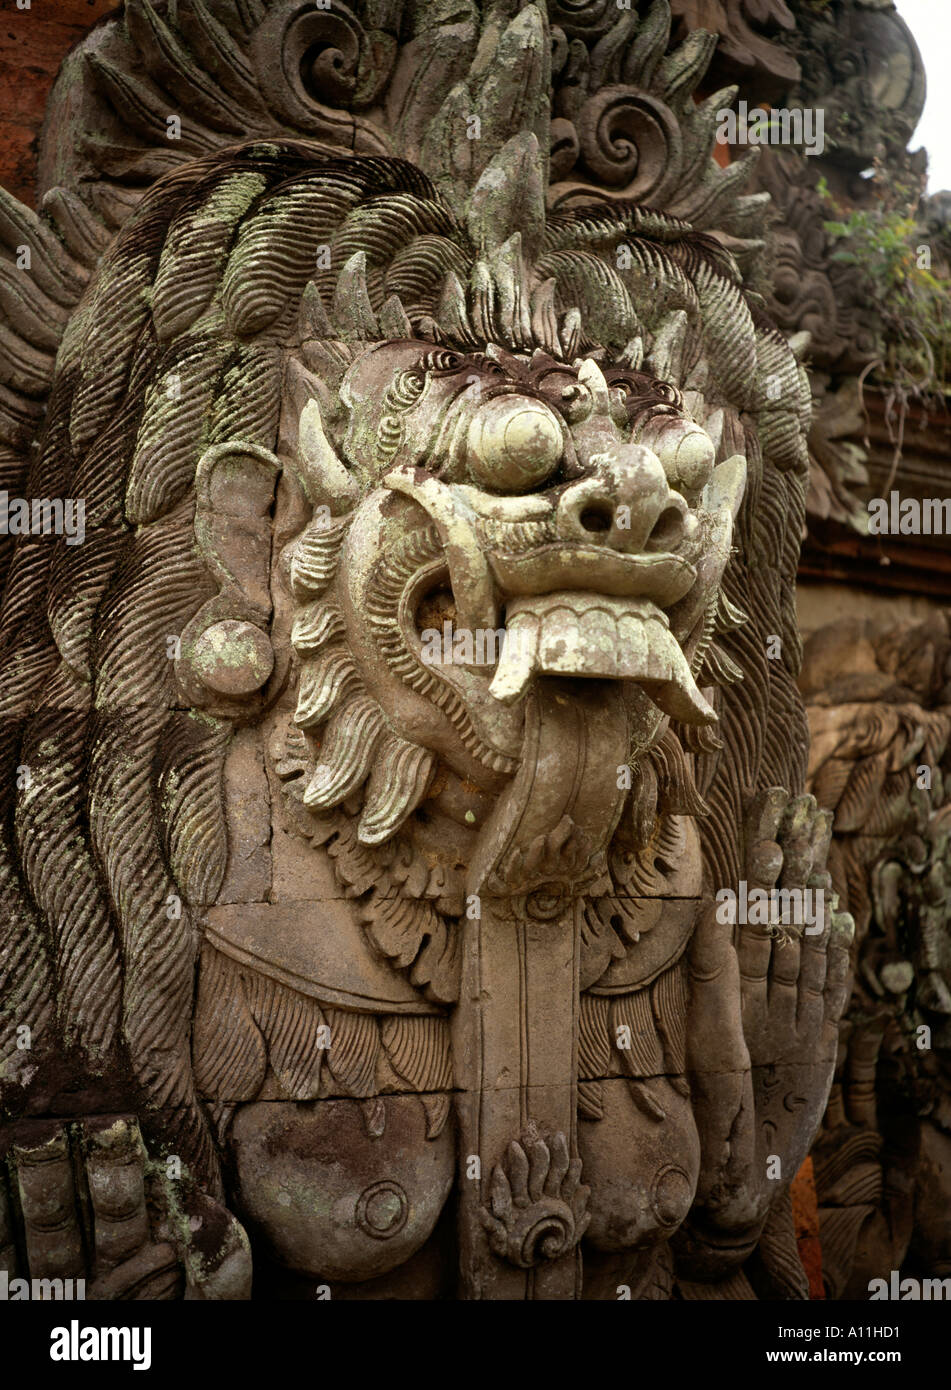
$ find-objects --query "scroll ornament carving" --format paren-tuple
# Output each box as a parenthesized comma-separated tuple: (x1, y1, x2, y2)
(785, 0, 925, 170)
(482, 1129, 590, 1270)
(731, 0, 930, 538)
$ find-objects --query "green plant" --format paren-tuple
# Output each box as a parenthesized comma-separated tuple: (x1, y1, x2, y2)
(816, 176, 951, 484)
(820, 182, 950, 376)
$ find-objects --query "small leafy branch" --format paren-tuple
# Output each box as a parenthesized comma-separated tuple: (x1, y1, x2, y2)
(817, 175, 951, 490)
(818, 177, 951, 395)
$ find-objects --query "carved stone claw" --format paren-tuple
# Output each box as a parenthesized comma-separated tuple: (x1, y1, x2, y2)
(481, 1129, 590, 1269)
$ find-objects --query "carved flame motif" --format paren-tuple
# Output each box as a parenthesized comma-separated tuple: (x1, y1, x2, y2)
(482, 1129, 590, 1269)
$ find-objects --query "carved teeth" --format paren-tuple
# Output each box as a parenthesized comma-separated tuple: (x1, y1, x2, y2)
(489, 591, 716, 725)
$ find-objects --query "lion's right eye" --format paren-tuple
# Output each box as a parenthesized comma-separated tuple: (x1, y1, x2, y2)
(465, 395, 564, 493)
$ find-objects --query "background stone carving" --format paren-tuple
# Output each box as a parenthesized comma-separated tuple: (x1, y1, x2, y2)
(803, 613, 951, 1296)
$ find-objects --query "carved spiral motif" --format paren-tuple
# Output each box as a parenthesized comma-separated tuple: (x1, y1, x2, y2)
(483, 1131, 590, 1268)
(421, 350, 465, 375)
(253, 1, 395, 129)
(577, 87, 682, 195)
(499, 1199, 579, 1270)
(387, 369, 426, 409)
(301, 26, 361, 105)
(377, 414, 404, 459)
(548, 0, 619, 38)
(649, 1164, 694, 1228)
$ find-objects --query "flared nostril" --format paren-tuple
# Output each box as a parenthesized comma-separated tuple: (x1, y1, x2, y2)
(647, 502, 686, 551)
(556, 443, 683, 551)
(579, 503, 614, 533)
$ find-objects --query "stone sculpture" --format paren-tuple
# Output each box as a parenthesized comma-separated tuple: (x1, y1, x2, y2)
(802, 613, 951, 1297)
(0, 0, 852, 1299)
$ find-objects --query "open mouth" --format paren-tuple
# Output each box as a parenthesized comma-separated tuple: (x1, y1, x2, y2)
(408, 572, 715, 726)
(385, 460, 740, 731)
(489, 591, 715, 723)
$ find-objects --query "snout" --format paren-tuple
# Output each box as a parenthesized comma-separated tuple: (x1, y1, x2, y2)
(556, 445, 688, 553)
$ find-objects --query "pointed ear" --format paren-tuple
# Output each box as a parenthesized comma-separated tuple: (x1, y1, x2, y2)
(280, 358, 359, 511)
(193, 443, 280, 613)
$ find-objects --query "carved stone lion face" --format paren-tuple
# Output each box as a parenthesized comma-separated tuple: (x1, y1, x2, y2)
(286, 338, 747, 833)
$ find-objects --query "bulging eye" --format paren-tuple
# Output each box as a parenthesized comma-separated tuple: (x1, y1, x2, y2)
(466, 395, 564, 493)
(636, 415, 715, 499)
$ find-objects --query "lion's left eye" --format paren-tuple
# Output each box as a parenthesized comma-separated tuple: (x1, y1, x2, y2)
(636, 414, 715, 500)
